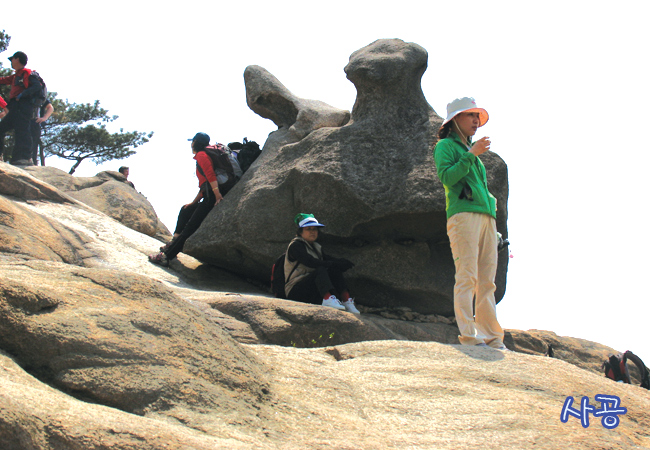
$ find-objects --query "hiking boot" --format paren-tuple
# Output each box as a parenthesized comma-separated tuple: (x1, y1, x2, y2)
(159, 241, 172, 252)
(341, 298, 360, 315)
(11, 159, 34, 166)
(322, 295, 345, 311)
(148, 252, 169, 267)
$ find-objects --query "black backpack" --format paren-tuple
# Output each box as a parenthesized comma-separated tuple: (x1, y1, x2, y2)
(29, 70, 47, 107)
(236, 138, 261, 173)
(270, 253, 298, 299)
(603, 350, 650, 389)
(198, 145, 236, 184)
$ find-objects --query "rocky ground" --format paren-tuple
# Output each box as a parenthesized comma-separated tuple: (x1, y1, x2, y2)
(2, 163, 649, 449)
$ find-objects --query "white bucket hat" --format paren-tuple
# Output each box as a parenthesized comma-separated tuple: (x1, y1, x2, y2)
(442, 97, 489, 127)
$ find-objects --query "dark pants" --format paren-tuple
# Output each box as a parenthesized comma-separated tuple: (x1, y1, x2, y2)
(287, 266, 348, 304)
(164, 184, 217, 260)
(0, 100, 34, 162)
(31, 120, 42, 164)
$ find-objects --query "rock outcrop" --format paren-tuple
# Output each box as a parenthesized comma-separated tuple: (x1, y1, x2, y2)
(0, 261, 269, 433)
(24, 166, 171, 242)
(185, 39, 509, 315)
(1, 159, 648, 449)
(0, 350, 266, 450)
(244, 65, 351, 151)
(2, 40, 648, 450)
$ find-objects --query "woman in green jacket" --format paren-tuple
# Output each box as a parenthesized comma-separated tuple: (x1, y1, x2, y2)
(434, 97, 506, 350)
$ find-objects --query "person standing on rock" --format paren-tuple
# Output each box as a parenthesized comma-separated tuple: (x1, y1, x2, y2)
(0, 51, 43, 165)
(284, 213, 360, 314)
(149, 132, 225, 267)
(433, 97, 507, 350)
(31, 98, 54, 165)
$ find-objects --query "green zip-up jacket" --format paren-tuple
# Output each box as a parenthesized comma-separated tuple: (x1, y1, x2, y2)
(434, 131, 497, 220)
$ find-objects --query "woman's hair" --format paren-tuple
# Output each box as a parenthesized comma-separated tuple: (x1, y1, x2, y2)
(193, 142, 208, 152)
(437, 121, 453, 139)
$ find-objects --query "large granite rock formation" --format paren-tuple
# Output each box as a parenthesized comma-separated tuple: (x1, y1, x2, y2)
(185, 39, 509, 315)
(1, 159, 648, 449)
(24, 166, 171, 242)
(0, 261, 270, 433)
(244, 65, 351, 150)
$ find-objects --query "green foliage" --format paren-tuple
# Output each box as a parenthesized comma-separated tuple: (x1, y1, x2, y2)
(1, 30, 152, 171)
(0, 29, 9, 53)
(41, 96, 153, 174)
(291, 332, 335, 348)
(0, 30, 10, 100)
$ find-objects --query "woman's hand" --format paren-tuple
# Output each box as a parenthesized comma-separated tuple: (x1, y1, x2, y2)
(470, 137, 491, 156)
(213, 188, 223, 204)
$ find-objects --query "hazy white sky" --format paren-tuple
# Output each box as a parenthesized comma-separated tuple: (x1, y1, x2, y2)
(4, 1, 650, 363)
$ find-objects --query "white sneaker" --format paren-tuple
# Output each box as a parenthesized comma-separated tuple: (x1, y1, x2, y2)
(341, 298, 360, 314)
(322, 295, 345, 310)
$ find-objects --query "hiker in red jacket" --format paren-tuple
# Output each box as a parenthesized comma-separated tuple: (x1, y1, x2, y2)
(0, 51, 43, 165)
(149, 132, 226, 267)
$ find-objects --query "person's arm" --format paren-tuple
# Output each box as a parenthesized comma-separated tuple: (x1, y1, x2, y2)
(323, 251, 355, 271)
(0, 75, 13, 86)
(209, 180, 223, 203)
(17, 73, 42, 100)
(287, 241, 330, 268)
(36, 102, 54, 123)
(434, 140, 477, 187)
(196, 151, 223, 203)
(0, 97, 7, 119)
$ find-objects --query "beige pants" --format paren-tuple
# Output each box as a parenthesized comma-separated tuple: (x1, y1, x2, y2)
(447, 212, 504, 347)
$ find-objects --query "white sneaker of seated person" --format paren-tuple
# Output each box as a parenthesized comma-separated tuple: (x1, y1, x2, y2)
(341, 298, 360, 315)
(322, 295, 345, 310)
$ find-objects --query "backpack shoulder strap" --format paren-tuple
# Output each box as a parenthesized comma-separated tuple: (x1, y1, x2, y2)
(195, 151, 207, 177)
(623, 351, 650, 389)
(196, 160, 205, 177)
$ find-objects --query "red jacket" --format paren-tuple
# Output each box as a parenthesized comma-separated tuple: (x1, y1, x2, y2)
(0, 68, 37, 99)
(0, 96, 6, 109)
(194, 150, 217, 187)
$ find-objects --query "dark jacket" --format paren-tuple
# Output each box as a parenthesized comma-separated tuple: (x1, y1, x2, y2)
(0, 68, 42, 101)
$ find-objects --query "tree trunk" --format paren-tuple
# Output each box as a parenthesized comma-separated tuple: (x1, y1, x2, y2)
(69, 159, 83, 175)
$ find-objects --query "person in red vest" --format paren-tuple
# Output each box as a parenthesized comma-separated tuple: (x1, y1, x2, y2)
(0, 51, 43, 165)
(149, 132, 227, 267)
